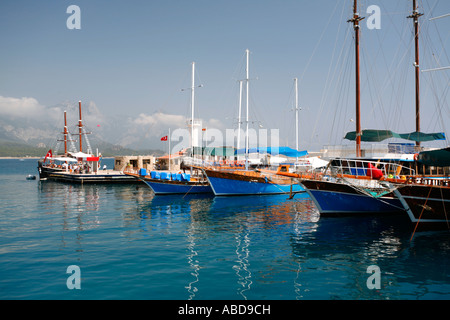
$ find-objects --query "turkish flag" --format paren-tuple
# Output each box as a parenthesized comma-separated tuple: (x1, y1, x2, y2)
(161, 136, 168, 141)
(44, 149, 52, 162)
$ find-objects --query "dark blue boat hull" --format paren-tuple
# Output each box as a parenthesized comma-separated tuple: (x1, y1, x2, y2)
(301, 180, 404, 215)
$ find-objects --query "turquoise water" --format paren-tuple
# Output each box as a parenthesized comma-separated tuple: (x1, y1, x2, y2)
(0, 158, 449, 300)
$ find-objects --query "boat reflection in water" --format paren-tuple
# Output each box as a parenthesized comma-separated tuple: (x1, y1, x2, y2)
(35, 180, 450, 299)
(137, 192, 318, 299)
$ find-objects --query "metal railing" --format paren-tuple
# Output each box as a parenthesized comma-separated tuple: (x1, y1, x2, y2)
(328, 158, 416, 180)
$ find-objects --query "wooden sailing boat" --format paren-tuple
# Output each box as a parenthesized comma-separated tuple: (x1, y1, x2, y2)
(127, 62, 213, 194)
(298, 0, 450, 230)
(388, 2, 450, 231)
(38, 101, 135, 183)
(202, 49, 307, 196)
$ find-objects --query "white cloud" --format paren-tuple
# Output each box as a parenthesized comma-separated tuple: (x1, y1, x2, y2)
(0, 96, 229, 151)
(204, 118, 226, 130)
(0, 96, 45, 118)
(112, 111, 227, 149)
(133, 112, 187, 128)
(132, 112, 226, 131)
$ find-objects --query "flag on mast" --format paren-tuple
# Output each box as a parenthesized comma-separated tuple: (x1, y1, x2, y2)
(44, 149, 52, 162)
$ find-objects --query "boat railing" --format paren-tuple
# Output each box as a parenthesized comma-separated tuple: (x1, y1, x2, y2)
(123, 167, 139, 174)
(409, 177, 450, 187)
(182, 157, 217, 167)
(328, 158, 416, 180)
(183, 157, 248, 169)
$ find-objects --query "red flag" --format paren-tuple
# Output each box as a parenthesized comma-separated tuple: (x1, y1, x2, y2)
(44, 149, 52, 162)
(161, 136, 168, 141)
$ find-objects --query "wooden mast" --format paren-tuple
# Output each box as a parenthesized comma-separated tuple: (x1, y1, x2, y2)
(348, 0, 364, 157)
(408, 0, 423, 148)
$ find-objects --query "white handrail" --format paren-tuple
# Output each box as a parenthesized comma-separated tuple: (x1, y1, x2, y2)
(328, 158, 415, 179)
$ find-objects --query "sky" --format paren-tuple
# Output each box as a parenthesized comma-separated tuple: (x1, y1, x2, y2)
(0, 0, 449, 153)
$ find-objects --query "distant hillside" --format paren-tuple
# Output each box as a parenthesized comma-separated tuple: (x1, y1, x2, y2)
(0, 139, 48, 157)
(0, 138, 164, 158)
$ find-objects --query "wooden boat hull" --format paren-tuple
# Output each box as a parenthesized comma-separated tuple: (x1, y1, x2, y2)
(203, 168, 304, 196)
(394, 183, 450, 230)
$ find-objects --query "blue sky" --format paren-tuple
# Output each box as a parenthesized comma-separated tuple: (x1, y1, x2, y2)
(0, 0, 449, 152)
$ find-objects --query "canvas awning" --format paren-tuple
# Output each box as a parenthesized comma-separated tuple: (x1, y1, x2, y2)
(68, 152, 99, 161)
(344, 129, 446, 142)
(417, 147, 450, 167)
(48, 157, 77, 162)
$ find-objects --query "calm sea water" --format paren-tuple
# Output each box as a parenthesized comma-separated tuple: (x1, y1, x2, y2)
(0, 158, 449, 300)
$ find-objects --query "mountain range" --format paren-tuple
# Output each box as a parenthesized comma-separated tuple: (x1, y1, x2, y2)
(0, 111, 164, 157)
(0, 96, 225, 158)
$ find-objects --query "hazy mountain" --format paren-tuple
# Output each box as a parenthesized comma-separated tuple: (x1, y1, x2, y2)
(0, 116, 164, 157)
(0, 97, 167, 157)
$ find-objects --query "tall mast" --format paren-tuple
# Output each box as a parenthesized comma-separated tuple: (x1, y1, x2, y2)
(245, 49, 250, 170)
(64, 111, 68, 155)
(182, 62, 202, 165)
(294, 77, 299, 161)
(408, 0, 423, 148)
(191, 62, 195, 159)
(237, 80, 243, 150)
(348, 0, 364, 157)
(78, 100, 83, 153)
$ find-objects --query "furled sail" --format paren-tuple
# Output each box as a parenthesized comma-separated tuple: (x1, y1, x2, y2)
(344, 129, 445, 142)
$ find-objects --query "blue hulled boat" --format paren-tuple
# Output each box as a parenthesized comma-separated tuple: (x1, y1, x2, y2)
(202, 165, 305, 196)
(298, 0, 448, 222)
(127, 169, 213, 195)
(142, 179, 212, 195)
(300, 179, 403, 216)
(298, 158, 413, 216)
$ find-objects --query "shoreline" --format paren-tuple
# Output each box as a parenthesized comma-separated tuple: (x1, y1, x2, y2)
(0, 156, 115, 159)
(0, 156, 41, 159)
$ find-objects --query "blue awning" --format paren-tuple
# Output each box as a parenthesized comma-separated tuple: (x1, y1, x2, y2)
(235, 146, 308, 158)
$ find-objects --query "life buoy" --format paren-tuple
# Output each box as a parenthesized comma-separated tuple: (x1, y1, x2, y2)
(414, 153, 419, 161)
